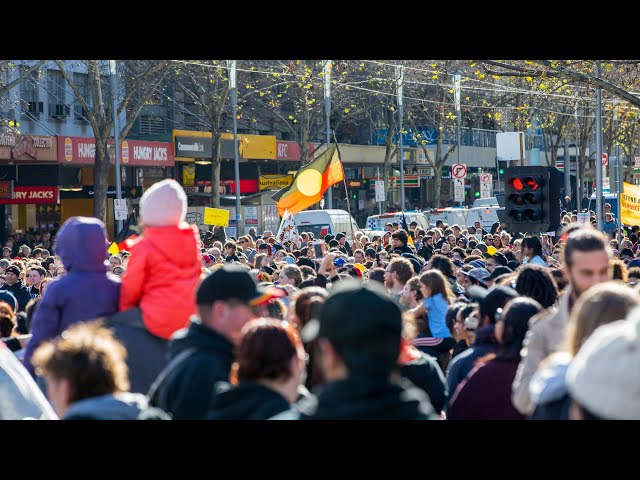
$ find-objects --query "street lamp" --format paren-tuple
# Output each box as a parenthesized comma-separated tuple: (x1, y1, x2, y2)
(396, 63, 404, 211)
(109, 60, 123, 232)
(227, 60, 243, 237)
(453, 69, 462, 167)
(323, 60, 332, 209)
(453, 69, 462, 207)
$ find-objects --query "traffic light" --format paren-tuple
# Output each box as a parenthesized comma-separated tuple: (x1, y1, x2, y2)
(499, 167, 505, 175)
(498, 166, 562, 233)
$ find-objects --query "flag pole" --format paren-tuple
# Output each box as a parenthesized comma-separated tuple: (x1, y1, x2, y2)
(333, 138, 355, 243)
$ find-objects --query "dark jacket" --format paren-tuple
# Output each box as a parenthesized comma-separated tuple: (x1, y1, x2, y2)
(295, 375, 436, 420)
(338, 241, 353, 256)
(23, 217, 121, 376)
(148, 319, 235, 420)
(206, 381, 290, 420)
(392, 243, 414, 255)
(105, 308, 169, 395)
(445, 325, 499, 408)
(448, 358, 525, 420)
(417, 245, 433, 261)
(3, 281, 32, 312)
(400, 353, 447, 413)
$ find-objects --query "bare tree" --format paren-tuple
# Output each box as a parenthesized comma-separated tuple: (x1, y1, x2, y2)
(55, 60, 169, 224)
(172, 60, 231, 208)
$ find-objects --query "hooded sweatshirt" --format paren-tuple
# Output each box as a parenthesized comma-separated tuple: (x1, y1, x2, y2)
(63, 392, 149, 420)
(23, 217, 121, 376)
(297, 375, 436, 420)
(207, 381, 291, 420)
(119, 223, 201, 340)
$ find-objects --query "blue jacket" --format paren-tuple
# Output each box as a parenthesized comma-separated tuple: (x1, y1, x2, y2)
(23, 217, 122, 375)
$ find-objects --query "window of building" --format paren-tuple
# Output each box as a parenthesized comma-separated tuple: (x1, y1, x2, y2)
(72, 72, 91, 122)
(47, 69, 69, 119)
(20, 66, 42, 119)
(139, 115, 166, 135)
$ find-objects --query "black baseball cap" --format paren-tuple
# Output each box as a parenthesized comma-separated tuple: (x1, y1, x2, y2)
(296, 256, 315, 269)
(5, 265, 21, 277)
(324, 234, 335, 243)
(486, 266, 513, 281)
(492, 252, 509, 267)
(467, 285, 518, 324)
(302, 281, 402, 376)
(196, 265, 284, 307)
(335, 232, 347, 241)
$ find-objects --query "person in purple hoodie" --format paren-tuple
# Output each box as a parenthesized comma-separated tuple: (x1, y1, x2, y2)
(22, 217, 121, 376)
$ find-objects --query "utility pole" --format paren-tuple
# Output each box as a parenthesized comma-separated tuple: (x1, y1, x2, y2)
(109, 60, 122, 233)
(228, 60, 243, 236)
(396, 63, 405, 211)
(323, 60, 333, 209)
(595, 61, 604, 230)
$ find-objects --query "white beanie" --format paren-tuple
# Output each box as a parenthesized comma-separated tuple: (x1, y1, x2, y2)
(139, 179, 187, 227)
(566, 308, 640, 420)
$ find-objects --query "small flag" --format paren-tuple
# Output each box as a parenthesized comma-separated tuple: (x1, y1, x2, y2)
(401, 211, 415, 249)
(114, 212, 139, 250)
(320, 225, 330, 237)
(276, 209, 300, 248)
(107, 242, 119, 256)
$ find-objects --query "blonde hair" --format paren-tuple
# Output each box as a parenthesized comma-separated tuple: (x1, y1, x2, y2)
(564, 282, 640, 356)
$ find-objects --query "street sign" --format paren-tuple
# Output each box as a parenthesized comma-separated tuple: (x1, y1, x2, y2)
(374, 180, 385, 202)
(603, 177, 610, 190)
(635, 156, 640, 168)
(452, 163, 467, 179)
(602, 153, 608, 166)
(114, 199, 127, 221)
(480, 173, 493, 198)
(454, 178, 464, 202)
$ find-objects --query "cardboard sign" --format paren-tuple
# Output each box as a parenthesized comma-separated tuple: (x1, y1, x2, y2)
(203, 207, 230, 227)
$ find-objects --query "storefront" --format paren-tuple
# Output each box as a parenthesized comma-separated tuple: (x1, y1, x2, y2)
(57, 136, 174, 237)
(0, 134, 60, 243)
(173, 129, 277, 206)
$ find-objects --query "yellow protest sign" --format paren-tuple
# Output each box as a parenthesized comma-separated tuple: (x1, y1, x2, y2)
(203, 207, 230, 226)
(620, 182, 640, 226)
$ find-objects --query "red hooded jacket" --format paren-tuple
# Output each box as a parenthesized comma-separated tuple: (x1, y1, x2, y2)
(119, 224, 202, 339)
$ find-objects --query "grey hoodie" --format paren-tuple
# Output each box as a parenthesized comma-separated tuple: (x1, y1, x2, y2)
(63, 392, 148, 420)
(529, 351, 571, 407)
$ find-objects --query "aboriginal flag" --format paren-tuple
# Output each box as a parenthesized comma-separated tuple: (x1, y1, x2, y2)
(272, 144, 344, 217)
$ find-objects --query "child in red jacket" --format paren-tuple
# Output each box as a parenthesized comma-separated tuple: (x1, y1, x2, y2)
(119, 179, 201, 339)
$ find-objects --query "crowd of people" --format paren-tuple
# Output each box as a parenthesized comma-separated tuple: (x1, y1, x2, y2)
(1, 179, 640, 420)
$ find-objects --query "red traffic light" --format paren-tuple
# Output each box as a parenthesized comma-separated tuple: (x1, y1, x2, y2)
(509, 178, 524, 191)
(524, 176, 540, 190)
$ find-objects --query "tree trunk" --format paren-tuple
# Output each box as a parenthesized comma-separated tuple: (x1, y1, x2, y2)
(578, 159, 585, 209)
(433, 171, 442, 209)
(93, 141, 111, 225)
(383, 159, 390, 211)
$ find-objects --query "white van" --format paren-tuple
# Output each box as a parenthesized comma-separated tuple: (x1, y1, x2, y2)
(465, 206, 502, 232)
(365, 212, 430, 232)
(292, 209, 359, 242)
(424, 208, 467, 229)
